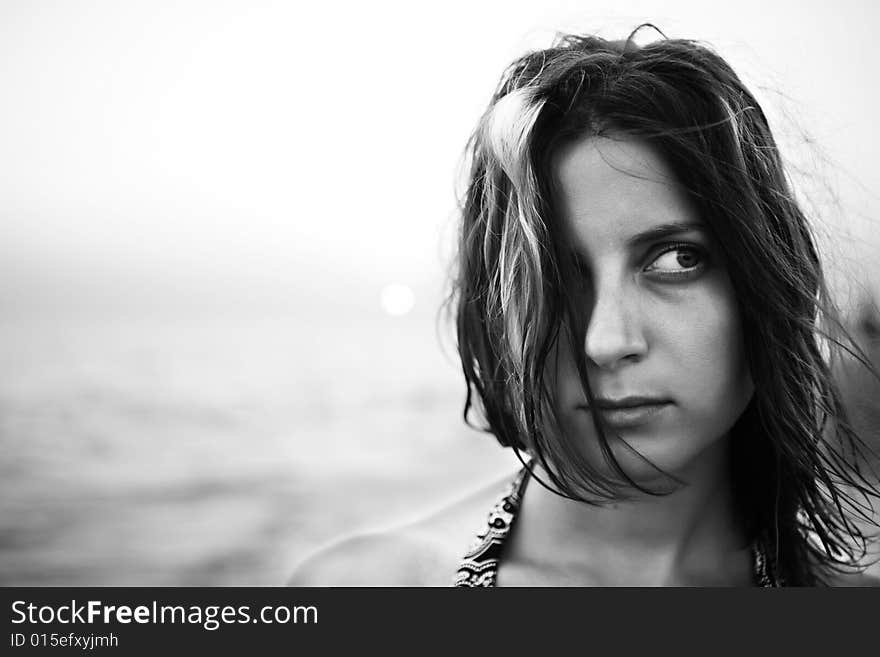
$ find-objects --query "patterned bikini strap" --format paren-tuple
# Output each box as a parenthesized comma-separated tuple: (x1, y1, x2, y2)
(452, 467, 531, 587)
(752, 536, 783, 587)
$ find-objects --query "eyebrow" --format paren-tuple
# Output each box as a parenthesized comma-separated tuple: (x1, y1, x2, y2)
(568, 221, 708, 273)
(625, 221, 707, 248)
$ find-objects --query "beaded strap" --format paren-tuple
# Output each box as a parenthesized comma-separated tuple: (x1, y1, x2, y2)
(452, 468, 529, 587)
(454, 466, 782, 587)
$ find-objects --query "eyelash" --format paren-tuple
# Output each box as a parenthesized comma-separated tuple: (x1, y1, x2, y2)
(643, 242, 708, 280)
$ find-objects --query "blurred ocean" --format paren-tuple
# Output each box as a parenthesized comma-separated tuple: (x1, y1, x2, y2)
(0, 312, 513, 585)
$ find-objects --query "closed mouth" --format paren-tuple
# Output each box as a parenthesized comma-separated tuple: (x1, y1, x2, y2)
(585, 396, 672, 410)
(577, 397, 672, 429)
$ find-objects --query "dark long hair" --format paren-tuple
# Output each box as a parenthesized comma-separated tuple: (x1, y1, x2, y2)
(445, 27, 880, 585)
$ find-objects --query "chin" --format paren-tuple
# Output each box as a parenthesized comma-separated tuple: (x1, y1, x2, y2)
(557, 412, 730, 488)
(584, 425, 716, 485)
(609, 428, 729, 486)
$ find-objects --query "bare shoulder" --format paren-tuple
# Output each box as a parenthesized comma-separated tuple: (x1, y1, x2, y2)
(286, 530, 448, 586)
(287, 469, 519, 587)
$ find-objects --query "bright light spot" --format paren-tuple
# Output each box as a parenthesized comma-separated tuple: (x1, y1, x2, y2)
(380, 283, 415, 316)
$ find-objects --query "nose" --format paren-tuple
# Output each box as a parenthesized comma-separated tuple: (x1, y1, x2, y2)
(583, 283, 648, 369)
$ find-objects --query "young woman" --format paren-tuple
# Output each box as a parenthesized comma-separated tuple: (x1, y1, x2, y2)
(289, 28, 880, 586)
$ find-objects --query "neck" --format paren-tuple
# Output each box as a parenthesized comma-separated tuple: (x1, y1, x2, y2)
(508, 440, 751, 585)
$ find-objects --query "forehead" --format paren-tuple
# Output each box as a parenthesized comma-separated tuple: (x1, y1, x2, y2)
(552, 137, 701, 252)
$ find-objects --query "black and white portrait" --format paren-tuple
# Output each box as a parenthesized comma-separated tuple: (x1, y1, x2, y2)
(2, 0, 879, 589)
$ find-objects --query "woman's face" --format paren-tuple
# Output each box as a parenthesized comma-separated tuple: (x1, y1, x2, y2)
(548, 136, 754, 482)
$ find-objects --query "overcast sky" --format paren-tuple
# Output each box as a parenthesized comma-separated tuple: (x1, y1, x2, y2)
(1, 0, 878, 318)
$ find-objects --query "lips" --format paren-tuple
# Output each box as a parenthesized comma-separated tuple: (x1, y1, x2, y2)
(579, 396, 672, 429)
(591, 396, 671, 409)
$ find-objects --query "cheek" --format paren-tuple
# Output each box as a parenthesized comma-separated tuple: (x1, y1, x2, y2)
(546, 332, 588, 405)
(662, 286, 753, 425)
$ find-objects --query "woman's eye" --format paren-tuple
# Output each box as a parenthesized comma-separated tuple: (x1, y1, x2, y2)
(643, 245, 706, 278)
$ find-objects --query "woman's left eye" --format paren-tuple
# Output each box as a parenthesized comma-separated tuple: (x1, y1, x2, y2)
(643, 244, 706, 278)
